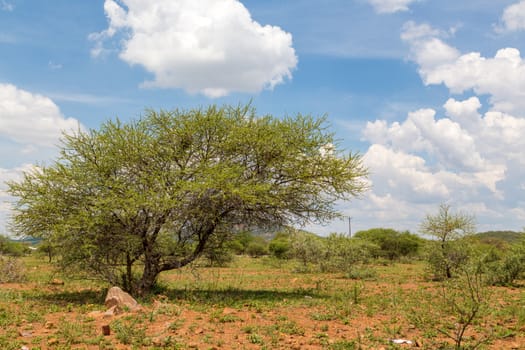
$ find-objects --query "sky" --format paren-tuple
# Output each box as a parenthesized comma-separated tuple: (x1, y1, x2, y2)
(1, 0, 525, 236)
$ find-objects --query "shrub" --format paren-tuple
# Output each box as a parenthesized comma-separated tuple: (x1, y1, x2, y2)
(0, 235, 29, 257)
(246, 238, 269, 258)
(486, 238, 525, 286)
(228, 231, 255, 255)
(320, 234, 378, 273)
(420, 204, 476, 280)
(353, 228, 423, 260)
(289, 232, 326, 271)
(0, 256, 26, 283)
(269, 232, 292, 259)
(424, 238, 472, 281)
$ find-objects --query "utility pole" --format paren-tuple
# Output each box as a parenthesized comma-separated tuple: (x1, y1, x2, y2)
(348, 216, 352, 238)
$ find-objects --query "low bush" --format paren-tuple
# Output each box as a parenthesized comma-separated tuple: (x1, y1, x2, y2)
(0, 235, 30, 257)
(0, 256, 26, 283)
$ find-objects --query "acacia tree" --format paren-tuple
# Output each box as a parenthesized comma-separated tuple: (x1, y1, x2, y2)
(8, 105, 368, 295)
(420, 204, 476, 279)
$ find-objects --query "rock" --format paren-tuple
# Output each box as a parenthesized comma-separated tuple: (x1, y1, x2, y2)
(20, 346, 29, 350)
(18, 330, 32, 337)
(50, 278, 64, 285)
(104, 305, 119, 317)
(104, 286, 140, 311)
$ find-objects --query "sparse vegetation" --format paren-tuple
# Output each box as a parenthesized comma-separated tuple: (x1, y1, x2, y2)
(0, 243, 524, 349)
(0, 256, 26, 283)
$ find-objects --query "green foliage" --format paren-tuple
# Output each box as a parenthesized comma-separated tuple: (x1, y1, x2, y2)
(354, 228, 423, 260)
(111, 319, 148, 346)
(268, 239, 290, 259)
(245, 236, 269, 258)
(486, 238, 525, 286)
(438, 257, 492, 349)
(8, 105, 368, 296)
(227, 231, 255, 255)
(420, 204, 476, 280)
(320, 233, 377, 274)
(289, 231, 326, 271)
(288, 231, 378, 276)
(268, 231, 292, 259)
(36, 240, 56, 262)
(475, 230, 524, 244)
(0, 235, 29, 257)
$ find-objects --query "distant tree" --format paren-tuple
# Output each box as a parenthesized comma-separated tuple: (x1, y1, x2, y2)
(354, 228, 423, 260)
(269, 230, 293, 259)
(246, 236, 269, 258)
(321, 233, 378, 275)
(420, 204, 476, 279)
(227, 231, 256, 255)
(8, 105, 368, 296)
(0, 235, 29, 257)
(37, 240, 56, 263)
(289, 232, 326, 271)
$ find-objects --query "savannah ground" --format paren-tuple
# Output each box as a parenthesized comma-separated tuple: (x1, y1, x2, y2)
(1, 255, 524, 349)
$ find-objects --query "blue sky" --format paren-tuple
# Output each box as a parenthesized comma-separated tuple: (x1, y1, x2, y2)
(1, 0, 525, 236)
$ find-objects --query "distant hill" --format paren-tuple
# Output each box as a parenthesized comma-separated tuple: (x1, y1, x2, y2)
(475, 230, 524, 244)
(11, 236, 42, 246)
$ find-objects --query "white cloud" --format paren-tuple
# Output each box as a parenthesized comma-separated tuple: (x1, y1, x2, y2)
(0, 164, 36, 236)
(0, 83, 82, 147)
(367, 0, 418, 14)
(0, 0, 13, 12)
(48, 61, 63, 70)
(402, 22, 525, 115)
(497, 0, 525, 33)
(359, 89, 525, 232)
(364, 108, 487, 171)
(90, 0, 297, 98)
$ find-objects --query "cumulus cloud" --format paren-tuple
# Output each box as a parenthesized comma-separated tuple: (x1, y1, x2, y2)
(0, 164, 36, 235)
(0, 84, 82, 235)
(356, 22, 525, 231)
(496, 0, 525, 33)
(90, 0, 298, 97)
(367, 0, 418, 14)
(360, 91, 525, 231)
(402, 22, 525, 115)
(0, 83, 82, 147)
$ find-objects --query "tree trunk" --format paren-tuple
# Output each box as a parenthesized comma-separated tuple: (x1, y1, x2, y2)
(134, 258, 159, 296)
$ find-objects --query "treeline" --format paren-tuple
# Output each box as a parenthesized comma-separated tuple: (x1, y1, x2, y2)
(200, 226, 525, 285)
(0, 235, 32, 257)
(203, 227, 425, 277)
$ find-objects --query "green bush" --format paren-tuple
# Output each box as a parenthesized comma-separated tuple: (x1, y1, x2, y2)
(289, 232, 379, 275)
(320, 234, 378, 273)
(289, 232, 326, 271)
(486, 238, 525, 286)
(353, 228, 423, 261)
(246, 238, 269, 258)
(229, 231, 256, 255)
(0, 235, 29, 257)
(269, 232, 292, 259)
(424, 238, 472, 281)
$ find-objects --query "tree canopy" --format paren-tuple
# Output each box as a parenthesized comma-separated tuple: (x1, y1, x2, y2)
(353, 228, 423, 260)
(420, 204, 476, 279)
(8, 105, 368, 295)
